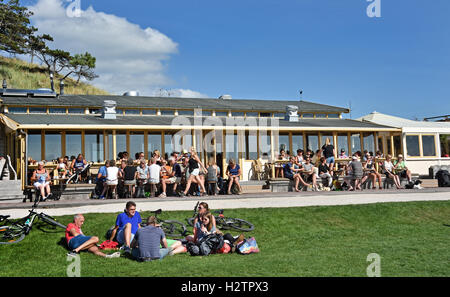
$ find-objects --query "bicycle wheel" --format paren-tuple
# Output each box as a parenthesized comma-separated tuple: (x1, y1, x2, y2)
(0, 225, 26, 244)
(38, 213, 66, 229)
(160, 220, 187, 238)
(223, 217, 255, 232)
(186, 217, 195, 227)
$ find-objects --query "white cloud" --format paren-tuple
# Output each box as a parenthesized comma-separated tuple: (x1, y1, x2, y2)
(27, 0, 208, 97)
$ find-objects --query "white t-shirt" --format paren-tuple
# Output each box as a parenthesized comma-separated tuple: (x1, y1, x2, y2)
(149, 164, 161, 182)
(107, 166, 119, 181)
(384, 161, 394, 172)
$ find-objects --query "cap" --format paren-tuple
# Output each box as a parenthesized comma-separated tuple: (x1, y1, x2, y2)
(398, 154, 403, 158)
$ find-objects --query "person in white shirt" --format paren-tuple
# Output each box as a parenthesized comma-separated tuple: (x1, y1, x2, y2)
(148, 157, 161, 184)
(106, 160, 121, 199)
(383, 154, 403, 189)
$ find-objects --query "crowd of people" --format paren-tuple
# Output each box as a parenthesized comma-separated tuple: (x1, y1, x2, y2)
(66, 201, 241, 261)
(274, 138, 413, 191)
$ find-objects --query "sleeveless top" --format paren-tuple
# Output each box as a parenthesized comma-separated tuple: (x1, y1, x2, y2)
(35, 170, 48, 183)
(207, 165, 218, 181)
(74, 159, 85, 169)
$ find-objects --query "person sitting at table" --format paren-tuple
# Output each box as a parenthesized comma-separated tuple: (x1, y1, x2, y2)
(393, 154, 412, 183)
(361, 154, 382, 190)
(275, 149, 288, 178)
(318, 157, 333, 188)
(383, 154, 403, 189)
(98, 160, 110, 199)
(301, 156, 318, 191)
(57, 157, 68, 179)
(226, 159, 242, 195)
(70, 154, 89, 182)
(284, 156, 310, 192)
(295, 149, 304, 164)
(31, 161, 52, 201)
(123, 159, 138, 197)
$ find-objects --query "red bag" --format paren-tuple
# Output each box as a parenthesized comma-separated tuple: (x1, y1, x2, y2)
(215, 242, 231, 254)
(99, 240, 119, 250)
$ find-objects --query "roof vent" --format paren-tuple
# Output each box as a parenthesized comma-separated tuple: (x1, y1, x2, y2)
(285, 105, 299, 122)
(218, 94, 232, 100)
(123, 91, 139, 96)
(102, 100, 117, 119)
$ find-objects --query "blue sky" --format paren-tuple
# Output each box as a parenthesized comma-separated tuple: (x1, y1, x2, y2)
(21, 0, 450, 120)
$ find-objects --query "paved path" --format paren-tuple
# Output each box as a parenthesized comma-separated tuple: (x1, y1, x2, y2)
(1, 188, 449, 219)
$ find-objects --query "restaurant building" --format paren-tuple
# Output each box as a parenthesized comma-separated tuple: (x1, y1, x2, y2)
(0, 87, 399, 189)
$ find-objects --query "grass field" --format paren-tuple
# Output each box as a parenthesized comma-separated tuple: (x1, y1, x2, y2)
(0, 201, 449, 277)
(0, 56, 109, 95)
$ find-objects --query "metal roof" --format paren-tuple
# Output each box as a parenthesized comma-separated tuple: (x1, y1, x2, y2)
(0, 94, 350, 113)
(5, 113, 395, 130)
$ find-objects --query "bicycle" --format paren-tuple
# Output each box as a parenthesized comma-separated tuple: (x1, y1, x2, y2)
(187, 201, 255, 232)
(141, 209, 187, 238)
(0, 200, 66, 245)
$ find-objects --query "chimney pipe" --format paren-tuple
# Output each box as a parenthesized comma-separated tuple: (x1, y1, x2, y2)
(50, 72, 54, 92)
(59, 79, 65, 95)
(2, 79, 6, 89)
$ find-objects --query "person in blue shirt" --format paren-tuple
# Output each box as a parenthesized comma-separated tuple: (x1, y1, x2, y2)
(284, 156, 310, 192)
(97, 160, 110, 199)
(109, 201, 142, 254)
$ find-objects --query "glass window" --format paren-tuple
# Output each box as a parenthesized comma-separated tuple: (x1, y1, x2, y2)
(45, 131, 61, 161)
(142, 109, 156, 115)
(115, 132, 127, 158)
(49, 108, 66, 114)
(259, 112, 272, 118)
(65, 132, 82, 159)
(258, 131, 271, 159)
(29, 107, 47, 114)
(215, 111, 228, 117)
(363, 133, 375, 155)
(85, 132, 104, 163)
(350, 133, 361, 155)
(124, 109, 140, 115)
(7, 107, 27, 113)
(68, 108, 85, 114)
(200, 110, 212, 117)
(226, 132, 239, 163)
(377, 137, 384, 155)
(232, 112, 245, 117)
(164, 133, 174, 156)
(88, 108, 100, 115)
(440, 134, 450, 157)
(406, 135, 420, 157)
(302, 113, 314, 118)
(393, 135, 402, 156)
(116, 109, 124, 115)
(337, 134, 348, 157)
(105, 131, 114, 161)
(148, 133, 162, 157)
(422, 135, 436, 156)
(327, 113, 339, 119)
(277, 134, 290, 155)
(177, 110, 194, 116)
(274, 113, 284, 118)
(129, 132, 144, 157)
(292, 134, 304, 154)
(28, 130, 42, 162)
(161, 110, 174, 116)
(245, 131, 258, 160)
(315, 113, 327, 118)
(306, 134, 319, 152)
(246, 112, 258, 117)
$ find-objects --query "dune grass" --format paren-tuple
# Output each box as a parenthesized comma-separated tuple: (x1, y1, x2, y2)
(0, 55, 109, 95)
(0, 201, 449, 277)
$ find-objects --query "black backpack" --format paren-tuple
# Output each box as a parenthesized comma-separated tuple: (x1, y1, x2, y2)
(187, 233, 224, 256)
(436, 170, 450, 187)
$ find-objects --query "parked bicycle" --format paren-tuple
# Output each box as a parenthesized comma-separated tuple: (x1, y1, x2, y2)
(141, 209, 187, 238)
(0, 200, 66, 245)
(187, 201, 255, 232)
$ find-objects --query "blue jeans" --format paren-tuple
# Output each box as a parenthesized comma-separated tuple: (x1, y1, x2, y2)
(68, 235, 92, 250)
(132, 248, 170, 261)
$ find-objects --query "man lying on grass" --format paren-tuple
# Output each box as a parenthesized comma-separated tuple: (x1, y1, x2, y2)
(66, 214, 120, 258)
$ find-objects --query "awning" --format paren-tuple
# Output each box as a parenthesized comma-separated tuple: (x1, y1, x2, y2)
(0, 114, 19, 132)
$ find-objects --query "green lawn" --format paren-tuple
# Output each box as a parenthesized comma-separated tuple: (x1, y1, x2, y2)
(0, 201, 449, 277)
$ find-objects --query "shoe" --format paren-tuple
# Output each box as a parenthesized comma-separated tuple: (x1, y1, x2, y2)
(158, 192, 167, 198)
(179, 192, 186, 197)
(106, 252, 121, 258)
(99, 195, 105, 200)
(123, 246, 131, 254)
(234, 234, 245, 244)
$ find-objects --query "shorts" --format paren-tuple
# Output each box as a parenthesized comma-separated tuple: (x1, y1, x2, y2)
(165, 177, 177, 184)
(68, 235, 92, 250)
(191, 168, 200, 176)
(106, 179, 118, 186)
(124, 180, 136, 185)
(149, 178, 159, 184)
(117, 228, 135, 245)
(34, 181, 49, 188)
(326, 156, 335, 164)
